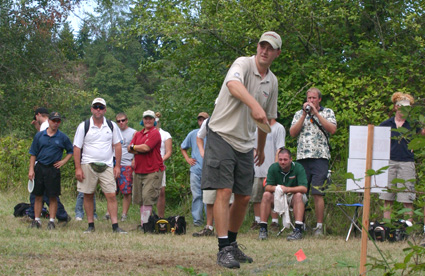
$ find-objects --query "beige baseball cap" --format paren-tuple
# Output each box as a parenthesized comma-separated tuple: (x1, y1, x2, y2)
(259, 31, 282, 50)
(197, 112, 209, 119)
(143, 110, 156, 118)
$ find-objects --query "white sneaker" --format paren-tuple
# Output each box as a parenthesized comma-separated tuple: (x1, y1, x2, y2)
(75, 217, 83, 221)
(313, 226, 323, 236)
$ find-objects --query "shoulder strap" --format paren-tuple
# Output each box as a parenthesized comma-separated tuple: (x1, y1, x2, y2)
(106, 119, 113, 132)
(84, 119, 113, 137)
(84, 119, 90, 137)
(308, 114, 332, 152)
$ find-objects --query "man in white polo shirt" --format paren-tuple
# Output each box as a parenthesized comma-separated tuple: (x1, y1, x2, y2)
(73, 98, 126, 233)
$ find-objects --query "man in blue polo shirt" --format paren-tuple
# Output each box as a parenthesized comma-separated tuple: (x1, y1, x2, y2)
(28, 112, 73, 230)
(181, 112, 209, 226)
(258, 148, 308, 241)
(28, 107, 71, 223)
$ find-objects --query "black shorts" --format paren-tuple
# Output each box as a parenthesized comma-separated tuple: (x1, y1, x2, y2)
(298, 158, 328, 196)
(32, 163, 61, 197)
(201, 130, 254, 196)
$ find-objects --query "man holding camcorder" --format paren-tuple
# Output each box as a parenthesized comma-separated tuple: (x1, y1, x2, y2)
(289, 87, 337, 236)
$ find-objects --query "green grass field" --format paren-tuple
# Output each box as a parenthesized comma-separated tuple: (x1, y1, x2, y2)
(1, 188, 423, 276)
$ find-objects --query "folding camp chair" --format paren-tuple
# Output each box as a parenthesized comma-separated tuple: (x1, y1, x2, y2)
(336, 203, 363, 241)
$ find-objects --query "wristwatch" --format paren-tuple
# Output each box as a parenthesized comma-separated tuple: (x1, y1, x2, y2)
(130, 144, 135, 151)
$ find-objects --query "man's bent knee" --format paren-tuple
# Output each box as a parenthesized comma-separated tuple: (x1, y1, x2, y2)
(292, 192, 303, 201)
(262, 191, 274, 203)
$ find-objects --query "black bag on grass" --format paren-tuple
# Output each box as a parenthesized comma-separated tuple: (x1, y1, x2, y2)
(143, 213, 171, 234)
(143, 213, 159, 233)
(168, 215, 186, 235)
(14, 202, 30, 217)
(155, 218, 171, 234)
(368, 221, 407, 242)
(369, 222, 388, 242)
(143, 214, 186, 234)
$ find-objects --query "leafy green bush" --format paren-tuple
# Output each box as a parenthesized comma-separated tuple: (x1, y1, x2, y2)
(0, 136, 31, 190)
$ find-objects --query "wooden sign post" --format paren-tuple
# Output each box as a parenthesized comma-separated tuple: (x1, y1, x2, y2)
(359, 124, 374, 275)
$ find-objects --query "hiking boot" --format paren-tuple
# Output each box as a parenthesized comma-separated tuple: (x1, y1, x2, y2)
(259, 228, 268, 240)
(270, 222, 280, 232)
(193, 227, 214, 237)
(217, 246, 240, 269)
(113, 227, 127, 234)
(104, 214, 110, 220)
(250, 221, 260, 230)
(47, 221, 56, 230)
(230, 242, 253, 263)
(84, 226, 95, 233)
(287, 228, 303, 241)
(313, 226, 323, 236)
(30, 220, 41, 229)
(120, 214, 127, 222)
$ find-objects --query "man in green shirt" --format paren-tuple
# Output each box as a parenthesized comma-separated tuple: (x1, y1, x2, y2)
(258, 148, 308, 241)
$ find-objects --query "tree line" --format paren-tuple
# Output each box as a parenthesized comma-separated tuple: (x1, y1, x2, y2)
(1, 0, 424, 204)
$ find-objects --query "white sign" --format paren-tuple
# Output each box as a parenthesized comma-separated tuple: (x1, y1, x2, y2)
(346, 159, 389, 193)
(346, 125, 391, 193)
(349, 126, 391, 160)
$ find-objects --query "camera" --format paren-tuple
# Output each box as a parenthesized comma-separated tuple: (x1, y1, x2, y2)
(305, 105, 311, 113)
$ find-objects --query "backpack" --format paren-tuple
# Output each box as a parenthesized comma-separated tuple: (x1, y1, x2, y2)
(369, 222, 388, 242)
(84, 119, 113, 136)
(168, 215, 187, 235)
(13, 203, 30, 217)
(368, 221, 407, 242)
(387, 220, 408, 242)
(143, 214, 186, 234)
(155, 219, 171, 234)
(143, 213, 160, 233)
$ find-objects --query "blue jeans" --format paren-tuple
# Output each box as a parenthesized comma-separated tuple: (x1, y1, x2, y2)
(190, 172, 204, 225)
(28, 193, 69, 221)
(75, 192, 97, 219)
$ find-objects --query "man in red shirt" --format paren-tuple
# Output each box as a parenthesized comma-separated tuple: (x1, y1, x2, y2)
(129, 110, 164, 229)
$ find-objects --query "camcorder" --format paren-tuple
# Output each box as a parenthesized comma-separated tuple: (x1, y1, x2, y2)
(304, 105, 311, 114)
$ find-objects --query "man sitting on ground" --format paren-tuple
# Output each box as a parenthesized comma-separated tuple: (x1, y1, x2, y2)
(258, 148, 308, 241)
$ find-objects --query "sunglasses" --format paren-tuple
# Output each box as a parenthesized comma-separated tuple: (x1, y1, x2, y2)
(92, 105, 105, 110)
(116, 119, 127, 123)
(51, 120, 61, 123)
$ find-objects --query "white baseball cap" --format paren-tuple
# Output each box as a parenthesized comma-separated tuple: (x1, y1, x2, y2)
(92, 98, 106, 106)
(396, 100, 411, 106)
